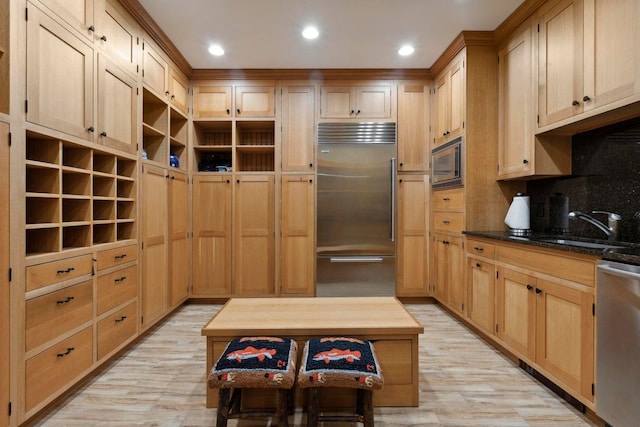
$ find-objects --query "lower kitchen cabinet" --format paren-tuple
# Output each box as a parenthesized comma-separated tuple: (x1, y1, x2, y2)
(434, 234, 465, 314)
(0, 121, 7, 427)
(396, 175, 429, 296)
(234, 175, 275, 295)
(192, 175, 232, 296)
(466, 257, 496, 336)
(496, 267, 536, 359)
(141, 165, 188, 327)
(281, 175, 315, 295)
(97, 302, 137, 360)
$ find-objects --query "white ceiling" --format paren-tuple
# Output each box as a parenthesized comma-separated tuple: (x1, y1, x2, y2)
(138, 0, 525, 70)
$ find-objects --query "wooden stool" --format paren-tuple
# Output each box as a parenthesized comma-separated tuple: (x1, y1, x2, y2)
(297, 337, 384, 427)
(208, 336, 298, 427)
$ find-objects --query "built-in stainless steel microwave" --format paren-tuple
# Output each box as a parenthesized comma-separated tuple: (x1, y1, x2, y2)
(431, 136, 463, 189)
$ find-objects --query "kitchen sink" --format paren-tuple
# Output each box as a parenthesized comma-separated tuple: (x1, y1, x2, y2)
(538, 238, 625, 250)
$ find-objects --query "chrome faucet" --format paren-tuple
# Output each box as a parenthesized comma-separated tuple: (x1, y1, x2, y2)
(568, 211, 621, 241)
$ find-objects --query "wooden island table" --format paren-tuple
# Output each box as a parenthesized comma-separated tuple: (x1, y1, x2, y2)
(201, 296, 424, 408)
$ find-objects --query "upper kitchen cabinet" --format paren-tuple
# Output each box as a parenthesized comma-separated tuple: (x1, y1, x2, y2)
(35, 0, 95, 42)
(538, 0, 640, 130)
(142, 39, 168, 100)
(281, 84, 316, 172)
(433, 51, 465, 146)
(397, 83, 430, 172)
(169, 69, 189, 115)
(320, 83, 393, 119)
(193, 82, 275, 118)
(498, 19, 571, 179)
(26, 5, 94, 140)
(97, 0, 140, 77)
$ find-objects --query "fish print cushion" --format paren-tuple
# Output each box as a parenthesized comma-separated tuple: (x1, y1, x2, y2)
(208, 337, 298, 389)
(297, 337, 384, 390)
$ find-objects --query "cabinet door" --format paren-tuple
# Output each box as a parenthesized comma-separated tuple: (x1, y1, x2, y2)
(356, 86, 392, 118)
(583, 0, 640, 110)
(97, 55, 137, 154)
(398, 85, 429, 172)
(320, 86, 355, 118)
(433, 73, 450, 146)
(235, 86, 275, 117)
(26, 6, 94, 140)
(496, 267, 536, 360)
(36, 0, 95, 41)
(99, 0, 139, 76)
(141, 165, 168, 326)
(169, 69, 189, 115)
(169, 171, 189, 306)
(498, 24, 534, 178)
(0, 122, 8, 427)
(433, 235, 448, 301)
(281, 85, 315, 172)
(448, 56, 465, 141)
(281, 175, 315, 295)
(192, 175, 232, 296)
(467, 257, 496, 335)
(234, 175, 275, 295)
(192, 86, 232, 118)
(538, 0, 584, 127)
(447, 236, 465, 315)
(396, 175, 428, 296)
(142, 40, 168, 99)
(535, 278, 594, 400)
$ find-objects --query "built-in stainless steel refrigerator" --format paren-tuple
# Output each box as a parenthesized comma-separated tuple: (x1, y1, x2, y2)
(316, 122, 396, 297)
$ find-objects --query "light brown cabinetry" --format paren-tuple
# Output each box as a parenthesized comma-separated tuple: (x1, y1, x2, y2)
(281, 84, 316, 172)
(457, 238, 598, 407)
(141, 165, 188, 327)
(466, 239, 496, 336)
(433, 52, 465, 146)
(434, 234, 464, 315)
(537, 0, 640, 129)
(192, 175, 232, 296)
(0, 122, 8, 427)
(35, 0, 95, 41)
(320, 84, 392, 119)
(396, 175, 429, 296)
(397, 84, 430, 172)
(0, 0, 9, 114)
(169, 69, 189, 115)
(193, 83, 275, 118)
(142, 39, 169, 100)
(234, 175, 275, 295)
(281, 175, 315, 295)
(99, 0, 140, 76)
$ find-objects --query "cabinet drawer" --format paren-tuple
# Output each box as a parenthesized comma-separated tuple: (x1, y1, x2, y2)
(97, 265, 138, 315)
(26, 254, 93, 292)
(467, 239, 495, 259)
(26, 280, 93, 352)
(25, 327, 93, 412)
(432, 188, 464, 211)
(433, 212, 464, 233)
(97, 302, 137, 360)
(96, 244, 137, 271)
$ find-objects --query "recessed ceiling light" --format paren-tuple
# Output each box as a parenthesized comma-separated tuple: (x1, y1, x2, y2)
(302, 26, 319, 40)
(398, 45, 415, 56)
(208, 44, 225, 56)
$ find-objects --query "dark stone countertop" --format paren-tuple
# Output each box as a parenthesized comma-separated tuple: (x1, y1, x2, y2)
(463, 230, 640, 266)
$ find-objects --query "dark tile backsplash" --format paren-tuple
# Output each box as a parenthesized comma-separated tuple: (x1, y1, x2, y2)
(527, 116, 640, 242)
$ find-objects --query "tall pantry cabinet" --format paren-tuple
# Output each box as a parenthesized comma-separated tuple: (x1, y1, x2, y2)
(1, 122, 9, 427)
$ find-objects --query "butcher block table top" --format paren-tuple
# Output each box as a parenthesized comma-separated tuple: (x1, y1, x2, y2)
(201, 296, 424, 337)
(202, 296, 424, 408)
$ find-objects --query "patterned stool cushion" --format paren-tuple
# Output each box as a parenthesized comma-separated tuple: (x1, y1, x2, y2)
(297, 337, 384, 390)
(208, 336, 297, 389)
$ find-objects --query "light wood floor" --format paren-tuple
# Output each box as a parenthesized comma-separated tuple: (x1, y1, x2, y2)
(31, 302, 600, 426)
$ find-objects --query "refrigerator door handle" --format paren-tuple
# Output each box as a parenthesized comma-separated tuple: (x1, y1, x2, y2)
(391, 157, 396, 242)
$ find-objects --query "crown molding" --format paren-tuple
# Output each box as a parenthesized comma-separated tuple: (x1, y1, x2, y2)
(191, 68, 432, 81)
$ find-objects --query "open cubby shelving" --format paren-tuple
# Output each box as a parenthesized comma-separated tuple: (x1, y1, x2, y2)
(142, 87, 168, 164)
(25, 131, 137, 257)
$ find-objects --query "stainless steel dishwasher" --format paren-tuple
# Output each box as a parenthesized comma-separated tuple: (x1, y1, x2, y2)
(596, 260, 640, 427)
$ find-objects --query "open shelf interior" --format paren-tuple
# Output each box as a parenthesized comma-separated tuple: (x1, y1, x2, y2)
(193, 121, 232, 146)
(170, 107, 188, 145)
(25, 131, 138, 257)
(143, 87, 168, 164)
(195, 149, 232, 173)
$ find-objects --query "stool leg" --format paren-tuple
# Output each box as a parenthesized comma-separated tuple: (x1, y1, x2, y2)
(361, 389, 374, 427)
(216, 388, 230, 427)
(276, 389, 289, 427)
(306, 388, 319, 427)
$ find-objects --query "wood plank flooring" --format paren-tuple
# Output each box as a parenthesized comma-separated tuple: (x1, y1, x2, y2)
(30, 302, 600, 426)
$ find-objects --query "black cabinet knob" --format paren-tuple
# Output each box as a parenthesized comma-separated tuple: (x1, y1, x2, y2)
(165, 91, 170, 96)
(87, 126, 95, 133)
(572, 100, 580, 106)
(100, 131, 107, 137)
(476, 262, 481, 268)
(350, 110, 355, 115)
(100, 35, 107, 42)
(88, 25, 95, 32)
(535, 288, 542, 294)
(523, 159, 529, 164)
(236, 108, 241, 114)
(226, 109, 230, 114)
(526, 284, 533, 291)
(583, 95, 591, 102)
(309, 163, 313, 168)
